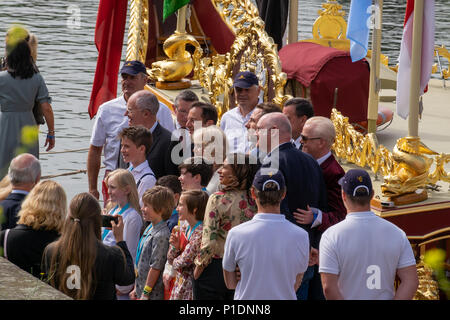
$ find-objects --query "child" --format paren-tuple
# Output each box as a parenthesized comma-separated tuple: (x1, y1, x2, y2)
(156, 175, 182, 299)
(119, 126, 156, 207)
(178, 156, 213, 191)
(131, 186, 172, 300)
(167, 190, 209, 300)
(155, 175, 182, 232)
(102, 169, 143, 299)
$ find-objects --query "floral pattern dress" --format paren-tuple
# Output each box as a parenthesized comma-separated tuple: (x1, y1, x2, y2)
(194, 190, 257, 268)
(167, 223, 203, 300)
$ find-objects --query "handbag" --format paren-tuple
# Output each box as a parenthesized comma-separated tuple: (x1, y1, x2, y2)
(33, 100, 45, 125)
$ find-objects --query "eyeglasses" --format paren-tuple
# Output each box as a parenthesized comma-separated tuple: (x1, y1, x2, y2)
(300, 134, 321, 142)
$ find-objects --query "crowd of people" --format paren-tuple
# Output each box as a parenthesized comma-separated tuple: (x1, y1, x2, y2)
(0, 53, 420, 300)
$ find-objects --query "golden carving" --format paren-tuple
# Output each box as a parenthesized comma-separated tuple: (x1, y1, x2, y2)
(210, 0, 260, 34)
(147, 31, 203, 82)
(331, 108, 450, 198)
(414, 259, 440, 300)
(197, 17, 291, 118)
(433, 45, 450, 79)
(126, 0, 149, 62)
(382, 137, 437, 197)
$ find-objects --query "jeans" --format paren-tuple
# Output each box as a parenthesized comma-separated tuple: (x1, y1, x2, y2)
(296, 265, 315, 300)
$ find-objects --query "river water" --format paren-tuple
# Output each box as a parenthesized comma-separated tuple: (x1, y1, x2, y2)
(0, 0, 449, 203)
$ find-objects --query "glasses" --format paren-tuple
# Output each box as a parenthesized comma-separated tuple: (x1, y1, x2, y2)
(300, 134, 321, 142)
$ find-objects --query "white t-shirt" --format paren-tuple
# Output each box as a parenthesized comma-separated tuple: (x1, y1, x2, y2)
(90, 95, 175, 171)
(223, 213, 309, 300)
(220, 106, 254, 154)
(129, 161, 156, 207)
(319, 211, 416, 300)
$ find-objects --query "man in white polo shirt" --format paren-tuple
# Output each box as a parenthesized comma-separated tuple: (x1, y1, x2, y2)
(319, 169, 419, 300)
(222, 168, 309, 300)
(87, 60, 174, 201)
(220, 71, 260, 154)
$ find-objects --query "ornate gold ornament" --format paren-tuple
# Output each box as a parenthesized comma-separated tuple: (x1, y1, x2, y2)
(197, 17, 291, 118)
(413, 258, 440, 300)
(126, 0, 149, 62)
(147, 31, 203, 82)
(210, 0, 260, 33)
(331, 108, 450, 199)
(432, 45, 450, 79)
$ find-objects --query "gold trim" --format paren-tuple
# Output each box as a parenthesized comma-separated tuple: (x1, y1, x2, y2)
(416, 234, 450, 246)
(373, 201, 450, 218)
(126, 0, 149, 62)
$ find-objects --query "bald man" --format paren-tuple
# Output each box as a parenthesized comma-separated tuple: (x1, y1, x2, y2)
(256, 112, 327, 300)
(0, 153, 41, 230)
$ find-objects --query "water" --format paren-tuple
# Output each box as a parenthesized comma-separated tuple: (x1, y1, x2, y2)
(0, 0, 449, 203)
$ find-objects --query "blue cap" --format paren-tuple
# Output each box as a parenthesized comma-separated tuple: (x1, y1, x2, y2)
(338, 169, 373, 197)
(120, 60, 148, 75)
(233, 71, 259, 88)
(253, 168, 285, 191)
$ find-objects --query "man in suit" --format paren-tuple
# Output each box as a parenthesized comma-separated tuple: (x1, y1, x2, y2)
(292, 116, 347, 300)
(256, 112, 328, 300)
(282, 98, 314, 150)
(122, 90, 179, 179)
(0, 153, 41, 230)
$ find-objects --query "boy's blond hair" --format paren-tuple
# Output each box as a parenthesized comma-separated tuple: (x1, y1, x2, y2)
(142, 186, 174, 220)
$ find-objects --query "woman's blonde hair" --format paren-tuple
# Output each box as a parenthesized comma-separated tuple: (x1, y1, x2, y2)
(0, 175, 12, 201)
(17, 180, 67, 232)
(105, 169, 141, 214)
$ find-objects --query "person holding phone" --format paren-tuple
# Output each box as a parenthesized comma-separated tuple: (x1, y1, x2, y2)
(43, 193, 135, 300)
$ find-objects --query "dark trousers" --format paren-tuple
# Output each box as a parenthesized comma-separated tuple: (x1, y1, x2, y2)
(193, 258, 234, 300)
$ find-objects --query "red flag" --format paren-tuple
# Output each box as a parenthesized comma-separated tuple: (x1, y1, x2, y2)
(396, 0, 435, 119)
(88, 0, 128, 119)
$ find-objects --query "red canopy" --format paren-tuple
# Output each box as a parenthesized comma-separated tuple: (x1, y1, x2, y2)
(279, 42, 370, 123)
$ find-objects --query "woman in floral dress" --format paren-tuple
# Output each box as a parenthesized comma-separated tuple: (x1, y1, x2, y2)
(193, 153, 259, 300)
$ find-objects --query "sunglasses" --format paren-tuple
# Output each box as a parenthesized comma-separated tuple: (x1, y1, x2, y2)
(300, 134, 321, 142)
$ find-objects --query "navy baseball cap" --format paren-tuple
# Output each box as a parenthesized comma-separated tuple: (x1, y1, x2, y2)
(120, 60, 148, 75)
(253, 168, 285, 191)
(338, 169, 373, 197)
(233, 71, 259, 88)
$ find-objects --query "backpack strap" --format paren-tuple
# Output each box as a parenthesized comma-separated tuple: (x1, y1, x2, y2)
(3, 229, 10, 260)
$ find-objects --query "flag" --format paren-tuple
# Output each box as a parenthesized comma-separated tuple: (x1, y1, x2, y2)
(346, 0, 372, 62)
(396, 0, 435, 119)
(163, 0, 190, 22)
(88, 0, 128, 119)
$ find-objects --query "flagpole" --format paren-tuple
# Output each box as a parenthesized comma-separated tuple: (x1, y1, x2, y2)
(408, 0, 424, 137)
(288, 0, 299, 44)
(367, 0, 383, 134)
(176, 4, 187, 34)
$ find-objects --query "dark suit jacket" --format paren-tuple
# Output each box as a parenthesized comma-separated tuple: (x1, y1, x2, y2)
(0, 224, 59, 278)
(0, 192, 27, 231)
(117, 123, 180, 179)
(317, 154, 347, 232)
(146, 123, 180, 179)
(262, 142, 328, 248)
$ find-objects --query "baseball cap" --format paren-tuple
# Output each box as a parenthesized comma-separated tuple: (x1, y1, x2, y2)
(253, 168, 285, 191)
(338, 169, 373, 197)
(120, 60, 148, 75)
(233, 71, 259, 88)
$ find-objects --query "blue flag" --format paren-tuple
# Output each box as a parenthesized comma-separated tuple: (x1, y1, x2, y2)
(346, 0, 372, 62)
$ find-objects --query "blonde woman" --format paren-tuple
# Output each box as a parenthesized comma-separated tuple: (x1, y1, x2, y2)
(0, 180, 66, 278)
(103, 168, 143, 299)
(43, 193, 135, 300)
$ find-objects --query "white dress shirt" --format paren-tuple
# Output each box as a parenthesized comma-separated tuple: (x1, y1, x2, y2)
(90, 96, 175, 171)
(220, 106, 254, 154)
(129, 161, 156, 207)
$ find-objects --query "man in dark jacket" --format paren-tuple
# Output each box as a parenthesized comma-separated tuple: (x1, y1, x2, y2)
(120, 90, 179, 179)
(0, 153, 41, 230)
(256, 112, 328, 300)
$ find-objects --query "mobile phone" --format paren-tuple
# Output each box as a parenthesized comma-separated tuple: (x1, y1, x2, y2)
(102, 215, 118, 228)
